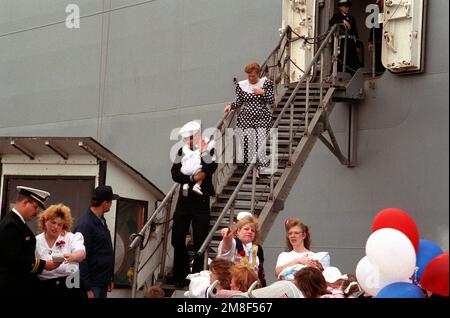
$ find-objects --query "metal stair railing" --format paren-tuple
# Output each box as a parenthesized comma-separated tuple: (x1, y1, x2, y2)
(197, 24, 340, 259)
(128, 112, 233, 297)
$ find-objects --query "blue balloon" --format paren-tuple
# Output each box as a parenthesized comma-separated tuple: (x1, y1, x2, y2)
(416, 239, 444, 281)
(376, 282, 426, 298)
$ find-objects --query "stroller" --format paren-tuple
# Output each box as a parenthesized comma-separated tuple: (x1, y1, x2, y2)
(229, 280, 304, 298)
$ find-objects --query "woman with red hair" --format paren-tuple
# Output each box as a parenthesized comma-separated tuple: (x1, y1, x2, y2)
(224, 62, 274, 177)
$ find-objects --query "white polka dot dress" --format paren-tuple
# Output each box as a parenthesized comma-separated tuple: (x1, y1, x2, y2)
(231, 77, 274, 170)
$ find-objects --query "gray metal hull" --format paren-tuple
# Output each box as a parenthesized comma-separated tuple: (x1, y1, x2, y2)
(0, 0, 448, 282)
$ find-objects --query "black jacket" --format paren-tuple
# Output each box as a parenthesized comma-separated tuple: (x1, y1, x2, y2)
(171, 147, 217, 197)
(329, 12, 360, 41)
(0, 211, 46, 298)
(73, 209, 114, 290)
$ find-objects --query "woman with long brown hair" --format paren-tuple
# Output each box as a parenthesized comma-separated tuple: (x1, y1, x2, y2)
(275, 218, 329, 279)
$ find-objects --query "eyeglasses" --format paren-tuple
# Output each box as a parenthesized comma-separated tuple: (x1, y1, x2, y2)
(287, 231, 304, 236)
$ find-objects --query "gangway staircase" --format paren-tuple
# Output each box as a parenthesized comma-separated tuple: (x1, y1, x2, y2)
(129, 24, 365, 297)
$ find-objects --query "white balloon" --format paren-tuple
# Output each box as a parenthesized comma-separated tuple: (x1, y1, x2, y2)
(366, 228, 416, 281)
(355, 256, 409, 296)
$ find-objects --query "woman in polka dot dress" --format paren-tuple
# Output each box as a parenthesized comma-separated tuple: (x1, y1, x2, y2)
(224, 63, 274, 176)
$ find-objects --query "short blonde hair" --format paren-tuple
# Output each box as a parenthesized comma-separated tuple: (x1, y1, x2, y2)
(38, 204, 73, 233)
(232, 215, 260, 244)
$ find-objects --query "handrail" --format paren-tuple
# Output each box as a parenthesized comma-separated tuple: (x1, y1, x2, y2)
(272, 24, 338, 129)
(129, 183, 178, 250)
(260, 26, 290, 74)
(197, 24, 339, 257)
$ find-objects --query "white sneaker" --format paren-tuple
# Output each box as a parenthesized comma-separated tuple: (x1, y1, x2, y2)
(192, 183, 203, 196)
(182, 184, 189, 197)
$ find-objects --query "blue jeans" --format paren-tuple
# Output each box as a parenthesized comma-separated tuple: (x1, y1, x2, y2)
(92, 286, 108, 298)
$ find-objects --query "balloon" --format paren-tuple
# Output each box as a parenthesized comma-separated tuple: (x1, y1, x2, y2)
(372, 208, 419, 253)
(355, 256, 408, 296)
(376, 282, 426, 298)
(419, 252, 449, 297)
(366, 228, 416, 281)
(416, 240, 444, 281)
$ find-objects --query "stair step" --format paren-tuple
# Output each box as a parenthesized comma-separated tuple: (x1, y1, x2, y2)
(226, 176, 280, 185)
(222, 186, 274, 194)
(216, 194, 270, 201)
(280, 95, 322, 101)
(229, 170, 283, 177)
(277, 122, 306, 129)
(273, 108, 319, 116)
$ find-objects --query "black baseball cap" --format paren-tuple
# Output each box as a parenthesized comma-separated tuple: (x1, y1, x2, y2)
(92, 185, 120, 202)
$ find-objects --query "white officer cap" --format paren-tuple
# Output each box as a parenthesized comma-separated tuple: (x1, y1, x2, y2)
(16, 186, 50, 209)
(338, 0, 352, 6)
(178, 120, 201, 138)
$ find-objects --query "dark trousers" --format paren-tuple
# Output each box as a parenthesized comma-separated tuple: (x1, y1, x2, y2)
(39, 276, 83, 299)
(171, 194, 210, 282)
(338, 39, 360, 75)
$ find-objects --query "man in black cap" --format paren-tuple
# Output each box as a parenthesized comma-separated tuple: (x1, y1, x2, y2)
(329, 0, 361, 75)
(0, 186, 62, 298)
(73, 185, 119, 298)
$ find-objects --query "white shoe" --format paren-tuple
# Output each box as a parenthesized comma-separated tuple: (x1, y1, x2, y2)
(192, 184, 203, 196)
(182, 184, 189, 197)
(258, 167, 272, 176)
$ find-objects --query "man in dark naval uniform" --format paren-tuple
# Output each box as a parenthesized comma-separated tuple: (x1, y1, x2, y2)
(0, 186, 61, 298)
(170, 120, 217, 288)
(329, 0, 361, 75)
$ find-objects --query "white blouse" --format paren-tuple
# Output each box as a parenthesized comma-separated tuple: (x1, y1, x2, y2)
(238, 77, 267, 94)
(276, 250, 330, 268)
(217, 238, 260, 272)
(35, 232, 85, 280)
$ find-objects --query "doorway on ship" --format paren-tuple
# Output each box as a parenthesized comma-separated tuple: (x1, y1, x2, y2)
(113, 197, 148, 288)
(330, 0, 386, 76)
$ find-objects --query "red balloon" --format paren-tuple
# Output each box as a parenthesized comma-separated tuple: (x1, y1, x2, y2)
(372, 208, 419, 253)
(419, 252, 449, 297)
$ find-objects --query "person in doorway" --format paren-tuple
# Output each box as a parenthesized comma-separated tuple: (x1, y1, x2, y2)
(171, 121, 217, 288)
(224, 62, 274, 178)
(329, 0, 362, 75)
(0, 186, 61, 298)
(73, 185, 119, 298)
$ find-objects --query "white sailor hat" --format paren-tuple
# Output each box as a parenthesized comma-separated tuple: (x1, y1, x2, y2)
(338, 0, 352, 6)
(322, 266, 348, 283)
(16, 186, 50, 209)
(178, 120, 201, 138)
(236, 211, 253, 221)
